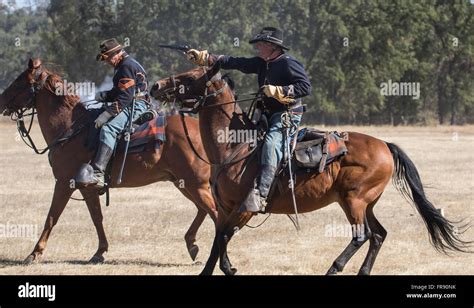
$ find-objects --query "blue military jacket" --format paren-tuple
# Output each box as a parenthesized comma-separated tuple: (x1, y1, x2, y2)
(98, 53, 149, 115)
(216, 53, 312, 114)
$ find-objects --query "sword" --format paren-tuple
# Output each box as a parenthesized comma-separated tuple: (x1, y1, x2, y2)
(282, 111, 300, 231)
(116, 97, 136, 185)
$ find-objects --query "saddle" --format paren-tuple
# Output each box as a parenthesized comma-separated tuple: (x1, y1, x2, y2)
(292, 128, 348, 172)
(76, 109, 166, 198)
(254, 127, 348, 213)
(250, 106, 347, 173)
(85, 109, 166, 154)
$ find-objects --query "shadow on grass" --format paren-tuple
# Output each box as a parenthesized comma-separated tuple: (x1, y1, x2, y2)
(0, 258, 202, 268)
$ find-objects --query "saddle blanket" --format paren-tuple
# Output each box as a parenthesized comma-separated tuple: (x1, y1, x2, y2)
(128, 114, 166, 152)
(85, 109, 166, 154)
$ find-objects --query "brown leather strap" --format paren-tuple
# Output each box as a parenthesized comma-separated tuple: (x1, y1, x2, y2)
(319, 131, 329, 173)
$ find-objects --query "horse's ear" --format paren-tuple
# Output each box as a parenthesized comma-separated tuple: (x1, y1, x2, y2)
(206, 61, 222, 80)
(28, 58, 42, 70)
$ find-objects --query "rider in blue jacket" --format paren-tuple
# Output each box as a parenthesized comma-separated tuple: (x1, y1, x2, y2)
(187, 27, 312, 212)
(75, 38, 149, 188)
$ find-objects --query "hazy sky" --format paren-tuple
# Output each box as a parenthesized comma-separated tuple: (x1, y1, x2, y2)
(2, 0, 474, 10)
(0, 0, 49, 10)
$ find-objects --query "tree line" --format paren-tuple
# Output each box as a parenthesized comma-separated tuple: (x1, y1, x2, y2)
(1, 0, 473, 125)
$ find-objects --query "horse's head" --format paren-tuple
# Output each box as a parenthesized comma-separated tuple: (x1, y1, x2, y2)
(150, 62, 226, 110)
(0, 58, 48, 116)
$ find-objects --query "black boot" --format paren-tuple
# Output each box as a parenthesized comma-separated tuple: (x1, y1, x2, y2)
(74, 143, 113, 188)
(239, 164, 277, 213)
(239, 187, 260, 213)
(257, 164, 277, 199)
(90, 143, 113, 188)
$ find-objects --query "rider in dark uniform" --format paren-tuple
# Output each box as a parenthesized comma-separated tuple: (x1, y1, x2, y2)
(186, 27, 312, 212)
(75, 38, 149, 188)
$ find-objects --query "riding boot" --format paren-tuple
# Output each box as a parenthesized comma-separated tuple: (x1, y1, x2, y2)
(239, 187, 261, 213)
(90, 142, 113, 188)
(239, 164, 277, 213)
(257, 164, 277, 199)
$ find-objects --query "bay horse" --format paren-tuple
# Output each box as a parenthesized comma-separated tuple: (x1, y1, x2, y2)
(0, 58, 217, 264)
(151, 64, 472, 275)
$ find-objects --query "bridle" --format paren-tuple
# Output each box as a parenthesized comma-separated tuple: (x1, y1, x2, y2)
(157, 67, 259, 163)
(155, 74, 179, 105)
(156, 69, 238, 115)
(3, 67, 52, 154)
(4, 67, 45, 116)
(157, 67, 262, 213)
(4, 68, 84, 155)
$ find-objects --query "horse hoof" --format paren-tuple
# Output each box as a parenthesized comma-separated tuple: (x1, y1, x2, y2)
(88, 255, 105, 264)
(199, 270, 210, 276)
(23, 254, 37, 265)
(188, 245, 199, 261)
(224, 268, 237, 276)
(325, 268, 338, 275)
(199, 267, 213, 276)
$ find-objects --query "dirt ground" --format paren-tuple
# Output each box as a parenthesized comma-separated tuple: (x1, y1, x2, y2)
(0, 119, 472, 275)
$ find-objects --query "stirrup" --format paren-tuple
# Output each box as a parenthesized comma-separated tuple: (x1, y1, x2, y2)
(239, 188, 261, 213)
(259, 196, 268, 213)
(91, 170, 105, 189)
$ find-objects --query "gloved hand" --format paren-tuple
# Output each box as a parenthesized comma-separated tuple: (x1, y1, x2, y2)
(94, 110, 113, 129)
(262, 85, 295, 104)
(186, 49, 209, 66)
(95, 91, 107, 102)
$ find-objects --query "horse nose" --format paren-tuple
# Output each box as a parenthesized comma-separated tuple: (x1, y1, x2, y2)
(154, 81, 161, 91)
(150, 81, 161, 98)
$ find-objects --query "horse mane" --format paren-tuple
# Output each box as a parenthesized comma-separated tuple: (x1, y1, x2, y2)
(41, 66, 80, 108)
(221, 73, 235, 91)
(221, 73, 237, 99)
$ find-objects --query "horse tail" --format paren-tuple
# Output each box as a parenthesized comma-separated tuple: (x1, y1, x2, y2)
(386, 142, 472, 254)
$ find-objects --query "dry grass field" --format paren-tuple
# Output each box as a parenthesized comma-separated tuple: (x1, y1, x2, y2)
(0, 118, 472, 275)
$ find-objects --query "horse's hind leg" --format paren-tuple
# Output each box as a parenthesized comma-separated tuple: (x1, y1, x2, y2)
(358, 198, 387, 275)
(24, 181, 73, 264)
(80, 188, 109, 264)
(184, 208, 207, 261)
(326, 197, 371, 275)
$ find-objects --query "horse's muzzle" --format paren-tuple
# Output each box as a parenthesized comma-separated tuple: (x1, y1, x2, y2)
(150, 82, 161, 98)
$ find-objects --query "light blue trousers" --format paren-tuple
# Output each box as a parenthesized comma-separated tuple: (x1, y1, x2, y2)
(99, 100, 148, 149)
(261, 111, 302, 168)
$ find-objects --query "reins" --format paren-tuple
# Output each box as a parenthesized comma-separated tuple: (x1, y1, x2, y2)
(175, 72, 261, 168)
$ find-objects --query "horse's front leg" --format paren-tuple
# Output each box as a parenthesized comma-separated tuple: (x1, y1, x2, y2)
(24, 181, 73, 264)
(217, 210, 253, 275)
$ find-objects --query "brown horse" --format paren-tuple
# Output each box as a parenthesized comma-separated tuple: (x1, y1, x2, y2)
(0, 58, 217, 264)
(151, 64, 472, 275)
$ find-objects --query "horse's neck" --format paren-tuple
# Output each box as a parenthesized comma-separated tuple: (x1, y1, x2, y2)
(198, 92, 248, 164)
(34, 90, 78, 145)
